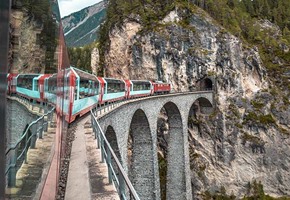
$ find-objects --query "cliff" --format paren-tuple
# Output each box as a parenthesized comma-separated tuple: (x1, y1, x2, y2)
(9, 0, 58, 74)
(98, 3, 290, 199)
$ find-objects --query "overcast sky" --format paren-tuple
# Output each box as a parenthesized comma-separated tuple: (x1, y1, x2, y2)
(59, 0, 102, 17)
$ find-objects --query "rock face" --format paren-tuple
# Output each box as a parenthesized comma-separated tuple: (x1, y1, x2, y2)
(91, 48, 99, 75)
(9, 10, 46, 73)
(101, 6, 290, 198)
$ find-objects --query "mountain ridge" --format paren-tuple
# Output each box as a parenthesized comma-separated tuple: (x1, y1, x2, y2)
(62, 1, 107, 47)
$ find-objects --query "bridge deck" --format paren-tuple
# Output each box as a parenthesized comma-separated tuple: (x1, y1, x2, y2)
(65, 115, 119, 200)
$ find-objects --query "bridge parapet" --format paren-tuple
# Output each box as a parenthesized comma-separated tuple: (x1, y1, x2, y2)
(5, 106, 55, 188)
(90, 110, 140, 200)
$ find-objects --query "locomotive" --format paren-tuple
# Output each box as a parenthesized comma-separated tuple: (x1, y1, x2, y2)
(7, 67, 171, 123)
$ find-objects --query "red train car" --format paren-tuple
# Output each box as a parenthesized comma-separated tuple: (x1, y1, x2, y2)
(152, 81, 171, 94)
(7, 73, 18, 94)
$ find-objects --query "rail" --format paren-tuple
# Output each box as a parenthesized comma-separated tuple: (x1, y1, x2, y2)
(90, 110, 140, 200)
(5, 106, 55, 187)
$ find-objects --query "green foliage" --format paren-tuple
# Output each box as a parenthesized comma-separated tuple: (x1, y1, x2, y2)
(192, 0, 290, 91)
(98, 0, 290, 90)
(203, 181, 290, 200)
(68, 44, 95, 73)
(251, 100, 264, 110)
(229, 103, 241, 118)
(241, 132, 263, 146)
(158, 152, 167, 200)
(244, 112, 275, 125)
(242, 180, 290, 200)
(202, 186, 236, 200)
(64, 8, 106, 47)
(259, 114, 276, 124)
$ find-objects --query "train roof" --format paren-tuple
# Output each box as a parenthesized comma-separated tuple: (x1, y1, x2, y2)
(129, 80, 151, 83)
(70, 67, 98, 81)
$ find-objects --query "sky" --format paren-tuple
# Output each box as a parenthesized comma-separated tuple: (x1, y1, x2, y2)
(58, 0, 102, 17)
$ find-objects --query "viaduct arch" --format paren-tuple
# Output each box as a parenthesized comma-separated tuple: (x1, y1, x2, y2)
(97, 92, 213, 200)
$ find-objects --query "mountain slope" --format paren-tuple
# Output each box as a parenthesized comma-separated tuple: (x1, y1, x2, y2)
(96, 0, 290, 199)
(62, 1, 107, 47)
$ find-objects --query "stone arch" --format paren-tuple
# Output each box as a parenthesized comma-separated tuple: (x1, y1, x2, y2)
(128, 109, 154, 200)
(105, 125, 122, 170)
(158, 102, 186, 200)
(187, 97, 213, 198)
(194, 97, 213, 115)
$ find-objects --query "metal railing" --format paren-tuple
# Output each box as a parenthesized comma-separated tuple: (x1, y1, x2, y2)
(90, 110, 140, 200)
(5, 106, 55, 187)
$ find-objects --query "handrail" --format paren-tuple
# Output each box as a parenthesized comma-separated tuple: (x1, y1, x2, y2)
(90, 110, 140, 200)
(5, 106, 55, 187)
(5, 107, 55, 155)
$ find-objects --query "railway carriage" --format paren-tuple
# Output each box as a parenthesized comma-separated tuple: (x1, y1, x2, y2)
(67, 67, 99, 122)
(152, 81, 171, 94)
(7, 73, 17, 94)
(125, 80, 153, 98)
(45, 73, 57, 104)
(16, 74, 51, 102)
(8, 67, 172, 123)
(98, 77, 126, 104)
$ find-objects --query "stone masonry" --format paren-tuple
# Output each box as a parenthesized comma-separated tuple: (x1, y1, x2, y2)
(97, 91, 213, 200)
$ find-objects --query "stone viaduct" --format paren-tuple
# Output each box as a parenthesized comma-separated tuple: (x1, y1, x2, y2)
(96, 91, 214, 200)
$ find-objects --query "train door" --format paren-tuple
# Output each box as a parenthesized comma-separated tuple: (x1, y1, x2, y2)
(124, 80, 131, 99)
(97, 77, 105, 104)
(68, 71, 76, 123)
(149, 81, 154, 95)
(39, 75, 51, 101)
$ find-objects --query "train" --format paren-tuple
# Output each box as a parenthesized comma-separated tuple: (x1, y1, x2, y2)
(7, 67, 171, 123)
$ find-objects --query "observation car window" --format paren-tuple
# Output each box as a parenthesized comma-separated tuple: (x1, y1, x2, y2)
(34, 79, 38, 91)
(105, 79, 125, 94)
(17, 75, 38, 90)
(47, 76, 57, 94)
(79, 78, 99, 99)
(75, 81, 78, 100)
(132, 81, 151, 91)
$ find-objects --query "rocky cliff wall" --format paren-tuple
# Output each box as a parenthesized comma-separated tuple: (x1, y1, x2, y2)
(101, 6, 290, 198)
(9, 10, 47, 73)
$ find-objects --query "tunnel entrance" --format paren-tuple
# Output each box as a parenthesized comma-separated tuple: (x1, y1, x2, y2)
(198, 78, 213, 91)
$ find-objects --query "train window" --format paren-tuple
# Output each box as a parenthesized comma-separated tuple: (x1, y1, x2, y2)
(79, 79, 90, 99)
(75, 81, 78, 100)
(132, 81, 151, 91)
(78, 78, 99, 98)
(34, 79, 39, 91)
(105, 79, 125, 94)
(17, 75, 38, 90)
(47, 76, 57, 94)
(93, 81, 99, 95)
